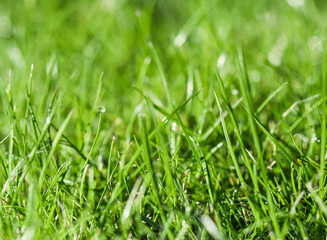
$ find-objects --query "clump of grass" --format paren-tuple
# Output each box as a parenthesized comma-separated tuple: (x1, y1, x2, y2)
(1, 0, 327, 239)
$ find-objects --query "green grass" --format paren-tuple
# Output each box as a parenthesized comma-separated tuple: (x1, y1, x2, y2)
(1, 0, 327, 239)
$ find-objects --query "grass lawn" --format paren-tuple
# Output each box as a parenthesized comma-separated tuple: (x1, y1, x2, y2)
(1, 0, 327, 239)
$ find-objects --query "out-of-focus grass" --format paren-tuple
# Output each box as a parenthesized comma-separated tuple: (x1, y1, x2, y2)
(0, 0, 327, 239)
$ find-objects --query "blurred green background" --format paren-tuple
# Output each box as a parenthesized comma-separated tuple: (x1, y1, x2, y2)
(0, 0, 326, 132)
